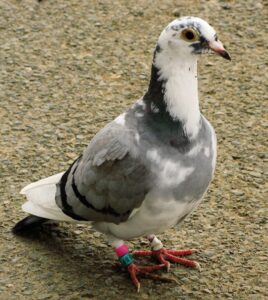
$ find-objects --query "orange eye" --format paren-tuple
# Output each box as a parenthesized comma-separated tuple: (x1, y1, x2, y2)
(181, 28, 199, 42)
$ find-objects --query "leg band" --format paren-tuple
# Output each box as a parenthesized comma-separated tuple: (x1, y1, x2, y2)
(115, 244, 129, 257)
(150, 236, 163, 251)
(119, 253, 134, 267)
(115, 244, 134, 267)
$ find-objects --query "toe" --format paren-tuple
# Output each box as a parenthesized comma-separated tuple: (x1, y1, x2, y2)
(165, 253, 199, 268)
(132, 250, 152, 257)
(128, 264, 141, 291)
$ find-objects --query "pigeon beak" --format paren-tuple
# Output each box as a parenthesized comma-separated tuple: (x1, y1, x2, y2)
(209, 40, 231, 61)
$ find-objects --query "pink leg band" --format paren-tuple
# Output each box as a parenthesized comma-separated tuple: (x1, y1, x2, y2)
(115, 244, 129, 257)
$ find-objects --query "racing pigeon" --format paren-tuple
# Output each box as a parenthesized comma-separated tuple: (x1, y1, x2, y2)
(13, 16, 231, 291)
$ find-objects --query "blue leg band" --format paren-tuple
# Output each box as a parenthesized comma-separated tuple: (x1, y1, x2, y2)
(119, 253, 134, 267)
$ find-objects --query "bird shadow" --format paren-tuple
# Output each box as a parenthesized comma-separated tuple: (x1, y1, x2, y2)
(12, 223, 176, 296)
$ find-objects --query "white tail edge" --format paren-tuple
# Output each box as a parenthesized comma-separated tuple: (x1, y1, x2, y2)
(20, 172, 74, 222)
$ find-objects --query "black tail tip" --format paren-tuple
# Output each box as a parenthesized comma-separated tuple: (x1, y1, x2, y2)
(12, 215, 48, 234)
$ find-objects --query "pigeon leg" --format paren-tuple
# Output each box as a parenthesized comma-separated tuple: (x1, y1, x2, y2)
(112, 240, 175, 292)
(133, 235, 200, 272)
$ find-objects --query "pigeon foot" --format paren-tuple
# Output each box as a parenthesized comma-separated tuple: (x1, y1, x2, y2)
(113, 243, 176, 291)
(133, 248, 200, 272)
(126, 263, 176, 292)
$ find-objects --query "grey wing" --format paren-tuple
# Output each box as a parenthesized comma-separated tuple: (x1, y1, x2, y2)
(55, 122, 149, 224)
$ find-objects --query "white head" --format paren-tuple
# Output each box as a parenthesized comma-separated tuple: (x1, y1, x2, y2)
(144, 17, 230, 138)
(157, 16, 231, 62)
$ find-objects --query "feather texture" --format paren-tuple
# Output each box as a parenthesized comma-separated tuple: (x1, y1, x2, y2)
(21, 172, 74, 222)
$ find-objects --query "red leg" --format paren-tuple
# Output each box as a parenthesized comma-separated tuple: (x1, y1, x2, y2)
(152, 248, 200, 271)
(114, 243, 176, 291)
(133, 236, 200, 272)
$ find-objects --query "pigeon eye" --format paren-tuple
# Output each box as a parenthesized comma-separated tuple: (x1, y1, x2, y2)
(181, 29, 199, 42)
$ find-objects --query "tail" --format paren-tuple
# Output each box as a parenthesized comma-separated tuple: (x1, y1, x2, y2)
(17, 172, 75, 223)
(12, 215, 48, 234)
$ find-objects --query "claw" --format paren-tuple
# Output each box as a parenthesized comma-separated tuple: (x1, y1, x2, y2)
(164, 252, 199, 268)
(189, 248, 200, 254)
(126, 263, 174, 292)
(128, 264, 140, 291)
(166, 261, 171, 272)
(195, 262, 202, 272)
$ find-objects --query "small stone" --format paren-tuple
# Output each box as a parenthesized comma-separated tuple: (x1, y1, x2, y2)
(23, 290, 32, 295)
(104, 278, 113, 286)
(203, 251, 215, 257)
(140, 293, 150, 299)
(173, 8, 181, 17)
(93, 232, 101, 237)
(37, 294, 52, 300)
(74, 244, 84, 250)
(248, 172, 262, 178)
(221, 4, 231, 10)
(80, 291, 95, 298)
(255, 3, 263, 9)
(231, 189, 245, 196)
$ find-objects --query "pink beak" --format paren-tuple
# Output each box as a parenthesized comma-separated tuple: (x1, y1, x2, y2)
(209, 40, 231, 60)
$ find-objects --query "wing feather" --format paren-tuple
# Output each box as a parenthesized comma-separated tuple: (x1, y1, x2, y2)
(56, 119, 149, 223)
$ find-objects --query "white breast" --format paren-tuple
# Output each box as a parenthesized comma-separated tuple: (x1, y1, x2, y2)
(146, 148, 195, 188)
(100, 189, 200, 240)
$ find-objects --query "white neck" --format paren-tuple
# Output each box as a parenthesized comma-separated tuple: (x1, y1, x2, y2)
(155, 50, 201, 138)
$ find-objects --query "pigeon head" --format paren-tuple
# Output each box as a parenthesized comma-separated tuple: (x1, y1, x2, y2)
(157, 16, 231, 61)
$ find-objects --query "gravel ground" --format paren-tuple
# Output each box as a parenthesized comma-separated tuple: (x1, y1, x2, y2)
(0, 0, 267, 299)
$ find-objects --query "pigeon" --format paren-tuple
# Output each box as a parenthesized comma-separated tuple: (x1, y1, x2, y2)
(13, 16, 231, 291)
